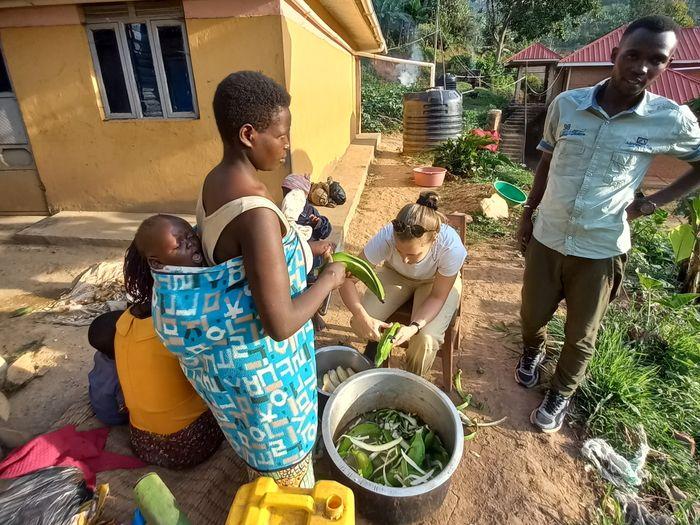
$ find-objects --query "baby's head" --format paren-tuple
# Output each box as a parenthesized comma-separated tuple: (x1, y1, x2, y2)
(134, 214, 203, 269)
(124, 215, 203, 310)
(281, 174, 311, 197)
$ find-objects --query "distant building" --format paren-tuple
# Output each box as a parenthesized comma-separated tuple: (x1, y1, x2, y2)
(505, 26, 700, 187)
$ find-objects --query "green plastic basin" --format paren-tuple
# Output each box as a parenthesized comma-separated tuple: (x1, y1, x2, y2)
(493, 180, 527, 205)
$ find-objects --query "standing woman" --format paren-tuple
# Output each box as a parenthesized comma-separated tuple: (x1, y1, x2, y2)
(152, 71, 345, 488)
(340, 192, 467, 376)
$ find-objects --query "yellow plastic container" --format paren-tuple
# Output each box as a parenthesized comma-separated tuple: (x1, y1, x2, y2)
(226, 477, 355, 525)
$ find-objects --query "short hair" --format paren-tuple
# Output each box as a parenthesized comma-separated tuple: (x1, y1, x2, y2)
(622, 15, 680, 41)
(213, 71, 291, 146)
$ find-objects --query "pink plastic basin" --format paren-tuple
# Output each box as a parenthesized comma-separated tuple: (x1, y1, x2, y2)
(413, 166, 447, 187)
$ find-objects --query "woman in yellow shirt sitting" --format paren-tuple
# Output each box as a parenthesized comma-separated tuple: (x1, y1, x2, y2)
(115, 215, 223, 469)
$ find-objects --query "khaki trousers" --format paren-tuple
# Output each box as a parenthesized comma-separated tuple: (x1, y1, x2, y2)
(351, 265, 461, 376)
(520, 238, 626, 396)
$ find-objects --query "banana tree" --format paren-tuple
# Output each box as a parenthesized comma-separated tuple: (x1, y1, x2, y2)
(669, 195, 700, 293)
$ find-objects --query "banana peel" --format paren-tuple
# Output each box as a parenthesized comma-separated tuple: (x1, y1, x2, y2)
(331, 252, 385, 303)
(375, 322, 401, 366)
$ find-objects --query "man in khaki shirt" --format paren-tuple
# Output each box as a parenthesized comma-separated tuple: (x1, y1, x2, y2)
(516, 16, 700, 433)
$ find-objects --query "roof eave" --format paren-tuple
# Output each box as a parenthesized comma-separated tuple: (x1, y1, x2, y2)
(319, 0, 386, 53)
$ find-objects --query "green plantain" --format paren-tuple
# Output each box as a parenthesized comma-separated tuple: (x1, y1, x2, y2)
(375, 322, 401, 366)
(331, 251, 385, 303)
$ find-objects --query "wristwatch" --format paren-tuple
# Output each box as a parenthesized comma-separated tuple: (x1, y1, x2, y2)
(410, 321, 423, 332)
(638, 198, 657, 216)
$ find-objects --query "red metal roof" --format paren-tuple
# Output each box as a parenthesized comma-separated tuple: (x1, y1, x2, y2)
(506, 43, 562, 64)
(560, 26, 700, 65)
(648, 68, 700, 104)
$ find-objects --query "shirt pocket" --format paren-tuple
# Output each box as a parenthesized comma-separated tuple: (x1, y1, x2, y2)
(605, 151, 639, 187)
(553, 139, 587, 174)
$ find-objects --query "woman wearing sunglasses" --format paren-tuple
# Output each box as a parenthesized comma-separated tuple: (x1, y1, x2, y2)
(339, 191, 467, 376)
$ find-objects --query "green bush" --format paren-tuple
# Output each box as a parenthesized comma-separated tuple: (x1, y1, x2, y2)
(525, 74, 544, 93)
(461, 88, 510, 132)
(361, 77, 412, 133)
(433, 130, 518, 181)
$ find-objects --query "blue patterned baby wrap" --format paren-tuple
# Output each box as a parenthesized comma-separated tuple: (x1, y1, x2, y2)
(151, 230, 317, 472)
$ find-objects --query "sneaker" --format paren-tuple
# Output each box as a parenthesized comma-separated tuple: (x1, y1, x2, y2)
(530, 389, 571, 433)
(514, 349, 545, 388)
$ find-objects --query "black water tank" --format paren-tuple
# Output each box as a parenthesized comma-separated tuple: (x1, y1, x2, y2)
(435, 73, 457, 91)
(403, 88, 463, 153)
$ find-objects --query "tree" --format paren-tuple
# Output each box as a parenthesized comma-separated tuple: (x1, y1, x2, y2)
(543, 2, 629, 51)
(630, 0, 695, 27)
(479, 0, 601, 61)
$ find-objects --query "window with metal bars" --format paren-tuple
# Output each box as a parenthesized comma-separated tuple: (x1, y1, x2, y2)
(84, 2, 198, 119)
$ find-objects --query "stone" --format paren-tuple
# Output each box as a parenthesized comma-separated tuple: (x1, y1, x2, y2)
(480, 194, 509, 220)
(0, 355, 6, 390)
(0, 427, 31, 449)
(6, 352, 38, 389)
(0, 392, 8, 421)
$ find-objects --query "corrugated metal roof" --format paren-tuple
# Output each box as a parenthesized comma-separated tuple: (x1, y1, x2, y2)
(648, 68, 700, 104)
(506, 43, 562, 64)
(560, 26, 700, 65)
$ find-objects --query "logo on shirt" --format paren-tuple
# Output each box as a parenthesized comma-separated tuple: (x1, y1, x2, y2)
(561, 123, 586, 137)
(624, 136, 652, 151)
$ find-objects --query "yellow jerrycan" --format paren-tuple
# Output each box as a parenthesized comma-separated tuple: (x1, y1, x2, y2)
(226, 477, 355, 525)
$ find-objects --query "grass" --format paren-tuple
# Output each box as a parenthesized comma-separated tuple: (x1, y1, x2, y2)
(468, 209, 699, 521)
(462, 88, 510, 130)
(544, 214, 700, 520)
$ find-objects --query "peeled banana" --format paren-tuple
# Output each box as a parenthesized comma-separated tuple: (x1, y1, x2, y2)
(321, 367, 357, 393)
(331, 252, 386, 303)
(375, 322, 401, 367)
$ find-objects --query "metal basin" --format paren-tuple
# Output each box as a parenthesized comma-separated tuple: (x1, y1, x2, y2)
(321, 368, 463, 524)
(315, 346, 372, 417)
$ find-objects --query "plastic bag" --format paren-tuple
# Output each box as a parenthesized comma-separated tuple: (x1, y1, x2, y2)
(581, 426, 649, 494)
(0, 467, 92, 525)
(327, 177, 346, 205)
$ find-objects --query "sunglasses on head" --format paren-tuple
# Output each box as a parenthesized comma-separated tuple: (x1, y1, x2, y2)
(392, 220, 435, 238)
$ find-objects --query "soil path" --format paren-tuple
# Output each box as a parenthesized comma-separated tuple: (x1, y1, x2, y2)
(0, 243, 123, 438)
(0, 135, 597, 523)
(319, 135, 597, 524)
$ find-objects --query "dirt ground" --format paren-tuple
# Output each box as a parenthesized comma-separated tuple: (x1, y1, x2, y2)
(0, 135, 598, 523)
(318, 135, 598, 524)
(0, 242, 123, 437)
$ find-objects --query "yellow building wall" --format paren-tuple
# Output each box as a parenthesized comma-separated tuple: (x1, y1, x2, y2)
(281, 16, 357, 180)
(0, 16, 287, 213)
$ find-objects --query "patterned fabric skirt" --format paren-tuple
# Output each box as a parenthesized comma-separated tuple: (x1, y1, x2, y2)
(245, 452, 315, 488)
(129, 411, 224, 470)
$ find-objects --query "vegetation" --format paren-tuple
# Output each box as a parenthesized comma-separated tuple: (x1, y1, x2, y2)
(361, 69, 414, 133)
(477, 0, 601, 61)
(433, 128, 532, 186)
(547, 211, 700, 521)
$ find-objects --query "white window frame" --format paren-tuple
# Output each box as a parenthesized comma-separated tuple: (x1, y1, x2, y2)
(86, 18, 198, 120)
(149, 20, 198, 119)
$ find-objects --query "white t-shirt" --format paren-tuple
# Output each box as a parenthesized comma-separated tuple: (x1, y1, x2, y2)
(364, 223, 467, 280)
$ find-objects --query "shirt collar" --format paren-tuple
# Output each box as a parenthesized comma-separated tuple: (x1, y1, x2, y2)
(577, 79, 650, 117)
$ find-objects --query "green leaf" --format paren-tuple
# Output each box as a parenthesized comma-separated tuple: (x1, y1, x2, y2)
(9, 306, 32, 318)
(658, 293, 700, 309)
(351, 450, 373, 479)
(691, 195, 700, 228)
(635, 269, 667, 290)
(407, 430, 425, 467)
(669, 224, 697, 262)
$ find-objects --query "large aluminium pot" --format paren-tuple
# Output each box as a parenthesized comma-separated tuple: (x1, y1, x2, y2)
(321, 368, 463, 524)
